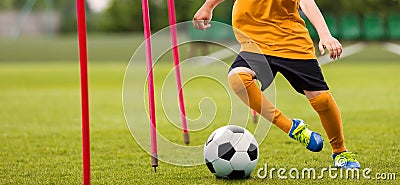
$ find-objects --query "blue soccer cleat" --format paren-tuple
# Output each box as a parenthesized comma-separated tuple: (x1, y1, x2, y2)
(288, 119, 324, 152)
(332, 151, 361, 168)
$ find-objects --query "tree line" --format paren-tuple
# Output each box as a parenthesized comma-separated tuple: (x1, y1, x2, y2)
(1, 0, 399, 33)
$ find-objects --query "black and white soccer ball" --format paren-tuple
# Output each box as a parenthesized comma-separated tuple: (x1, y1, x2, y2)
(204, 125, 259, 179)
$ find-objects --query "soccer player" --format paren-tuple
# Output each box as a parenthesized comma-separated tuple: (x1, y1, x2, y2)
(193, 0, 360, 168)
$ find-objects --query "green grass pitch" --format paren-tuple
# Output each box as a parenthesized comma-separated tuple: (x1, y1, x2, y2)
(0, 58, 399, 184)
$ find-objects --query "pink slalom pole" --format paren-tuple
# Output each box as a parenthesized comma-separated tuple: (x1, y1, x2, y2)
(251, 80, 258, 123)
(76, 0, 91, 184)
(141, 0, 158, 172)
(167, 0, 189, 145)
(251, 109, 258, 123)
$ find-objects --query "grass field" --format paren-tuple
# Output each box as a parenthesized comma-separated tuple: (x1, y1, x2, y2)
(0, 36, 399, 184)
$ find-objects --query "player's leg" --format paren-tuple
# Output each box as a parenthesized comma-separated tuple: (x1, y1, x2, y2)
(227, 54, 323, 152)
(227, 67, 292, 133)
(273, 56, 360, 168)
(305, 90, 360, 168)
(305, 90, 346, 153)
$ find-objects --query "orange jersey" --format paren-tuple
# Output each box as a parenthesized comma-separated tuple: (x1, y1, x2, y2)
(232, 0, 316, 59)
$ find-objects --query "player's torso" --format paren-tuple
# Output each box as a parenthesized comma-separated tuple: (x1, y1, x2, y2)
(233, 0, 301, 22)
(232, 0, 316, 59)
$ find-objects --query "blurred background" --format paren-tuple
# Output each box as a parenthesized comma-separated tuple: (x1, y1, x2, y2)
(0, 0, 399, 62)
(1, 1, 399, 184)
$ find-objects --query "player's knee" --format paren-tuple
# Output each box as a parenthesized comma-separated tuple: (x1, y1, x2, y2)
(228, 72, 254, 93)
(309, 91, 333, 111)
(304, 90, 325, 99)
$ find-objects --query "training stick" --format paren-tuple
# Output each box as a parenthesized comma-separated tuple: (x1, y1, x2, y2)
(167, 0, 190, 144)
(141, 0, 158, 173)
(252, 109, 258, 123)
(76, 0, 91, 184)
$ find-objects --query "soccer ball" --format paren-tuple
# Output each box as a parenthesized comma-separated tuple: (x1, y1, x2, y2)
(204, 125, 259, 179)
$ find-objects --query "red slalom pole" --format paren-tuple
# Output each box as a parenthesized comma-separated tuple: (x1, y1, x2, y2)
(251, 109, 258, 123)
(167, 0, 189, 145)
(76, 0, 90, 184)
(251, 80, 258, 123)
(141, 0, 158, 172)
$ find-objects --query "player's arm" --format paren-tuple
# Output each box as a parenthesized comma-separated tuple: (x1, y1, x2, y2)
(300, 0, 342, 59)
(193, 0, 224, 30)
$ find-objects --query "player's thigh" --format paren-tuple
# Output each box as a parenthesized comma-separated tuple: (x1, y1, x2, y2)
(270, 57, 329, 95)
(229, 52, 277, 91)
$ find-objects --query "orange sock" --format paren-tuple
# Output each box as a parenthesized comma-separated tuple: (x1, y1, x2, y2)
(309, 91, 347, 154)
(228, 72, 292, 133)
